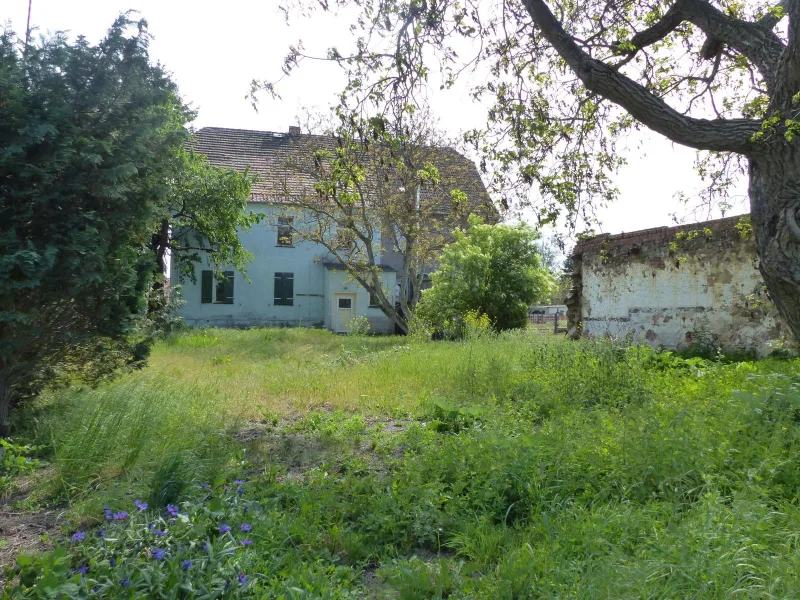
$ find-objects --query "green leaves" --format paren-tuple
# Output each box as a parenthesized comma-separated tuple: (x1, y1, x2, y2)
(418, 216, 555, 332)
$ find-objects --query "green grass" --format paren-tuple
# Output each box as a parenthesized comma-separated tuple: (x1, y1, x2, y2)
(6, 328, 800, 598)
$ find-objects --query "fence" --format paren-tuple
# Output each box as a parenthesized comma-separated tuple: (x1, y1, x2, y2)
(528, 312, 567, 335)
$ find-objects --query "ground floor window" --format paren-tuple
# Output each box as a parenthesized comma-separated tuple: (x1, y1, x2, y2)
(201, 270, 234, 304)
(274, 272, 294, 306)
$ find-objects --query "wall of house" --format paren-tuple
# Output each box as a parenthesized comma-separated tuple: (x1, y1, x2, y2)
(568, 216, 785, 356)
(172, 203, 396, 332)
(323, 269, 396, 333)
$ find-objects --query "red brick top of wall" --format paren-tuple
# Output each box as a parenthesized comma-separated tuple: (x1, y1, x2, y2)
(573, 214, 746, 256)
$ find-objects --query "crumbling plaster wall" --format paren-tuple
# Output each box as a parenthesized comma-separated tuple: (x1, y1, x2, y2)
(568, 216, 785, 356)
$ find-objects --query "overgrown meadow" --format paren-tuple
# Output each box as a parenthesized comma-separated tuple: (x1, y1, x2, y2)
(4, 328, 800, 598)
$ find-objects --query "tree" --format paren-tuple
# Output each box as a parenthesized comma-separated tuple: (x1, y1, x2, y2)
(280, 108, 495, 333)
(0, 17, 255, 436)
(272, 0, 800, 342)
(417, 216, 555, 331)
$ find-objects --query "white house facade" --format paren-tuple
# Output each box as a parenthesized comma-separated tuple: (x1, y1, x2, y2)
(171, 203, 398, 333)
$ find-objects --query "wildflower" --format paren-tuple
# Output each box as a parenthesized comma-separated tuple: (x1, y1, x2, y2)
(238, 572, 247, 585)
(166, 504, 179, 517)
(135, 499, 148, 511)
(182, 560, 192, 569)
(240, 539, 253, 546)
(151, 548, 166, 560)
(237, 487, 244, 495)
(78, 566, 89, 574)
(219, 524, 231, 534)
(234, 480, 245, 486)
(71, 531, 86, 542)
(154, 529, 166, 537)
(113, 511, 128, 520)
(148, 523, 155, 530)
(169, 519, 175, 526)
(120, 578, 131, 588)
(109, 558, 117, 568)
(240, 523, 251, 532)
(104, 510, 113, 521)
(98, 530, 106, 538)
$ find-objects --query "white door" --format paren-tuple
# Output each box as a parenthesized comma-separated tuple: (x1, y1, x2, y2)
(335, 295, 356, 332)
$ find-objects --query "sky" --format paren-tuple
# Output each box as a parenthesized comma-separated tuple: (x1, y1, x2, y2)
(4, 0, 750, 239)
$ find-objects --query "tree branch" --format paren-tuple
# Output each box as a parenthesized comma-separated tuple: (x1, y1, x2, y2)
(523, 0, 761, 154)
(616, 0, 784, 92)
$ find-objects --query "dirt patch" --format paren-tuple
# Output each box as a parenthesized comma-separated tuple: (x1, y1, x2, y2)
(0, 508, 62, 578)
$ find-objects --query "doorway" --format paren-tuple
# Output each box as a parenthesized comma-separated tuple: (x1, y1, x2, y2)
(335, 294, 356, 333)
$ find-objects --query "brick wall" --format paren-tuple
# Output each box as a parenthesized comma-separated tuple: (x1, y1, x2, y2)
(567, 215, 786, 356)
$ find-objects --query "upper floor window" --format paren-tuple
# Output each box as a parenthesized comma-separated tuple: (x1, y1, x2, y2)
(201, 270, 234, 304)
(277, 216, 293, 246)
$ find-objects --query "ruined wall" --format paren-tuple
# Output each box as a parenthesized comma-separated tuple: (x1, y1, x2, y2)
(568, 215, 785, 356)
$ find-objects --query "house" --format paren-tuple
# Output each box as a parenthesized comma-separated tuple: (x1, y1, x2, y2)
(566, 215, 785, 355)
(170, 127, 494, 332)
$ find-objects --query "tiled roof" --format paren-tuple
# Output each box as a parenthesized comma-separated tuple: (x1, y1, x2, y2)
(190, 127, 496, 217)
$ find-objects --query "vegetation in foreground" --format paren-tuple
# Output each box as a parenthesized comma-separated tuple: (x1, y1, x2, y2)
(4, 328, 800, 598)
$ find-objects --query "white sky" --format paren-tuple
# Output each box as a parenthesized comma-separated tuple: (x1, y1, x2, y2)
(4, 0, 750, 239)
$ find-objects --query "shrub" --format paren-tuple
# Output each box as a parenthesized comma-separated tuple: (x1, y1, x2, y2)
(417, 216, 554, 332)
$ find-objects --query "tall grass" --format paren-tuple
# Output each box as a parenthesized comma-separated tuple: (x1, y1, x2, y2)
(35, 375, 233, 498)
(15, 327, 800, 598)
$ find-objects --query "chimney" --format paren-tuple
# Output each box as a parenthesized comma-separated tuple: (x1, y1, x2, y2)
(288, 125, 301, 135)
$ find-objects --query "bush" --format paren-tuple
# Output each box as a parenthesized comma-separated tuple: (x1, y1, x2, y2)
(417, 216, 554, 332)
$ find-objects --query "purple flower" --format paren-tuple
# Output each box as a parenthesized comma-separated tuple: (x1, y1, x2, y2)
(182, 560, 192, 569)
(148, 523, 155, 530)
(98, 529, 106, 538)
(113, 511, 128, 520)
(120, 578, 131, 588)
(237, 487, 244, 495)
(78, 566, 89, 574)
(234, 480, 245, 486)
(109, 558, 117, 568)
(166, 504, 179, 517)
(135, 499, 148, 511)
(219, 524, 231, 534)
(240, 523, 251, 532)
(71, 531, 86, 542)
(240, 539, 253, 546)
(151, 548, 166, 560)
(154, 529, 166, 537)
(169, 519, 175, 526)
(104, 511, 113, 521)
(238, 572, 247, 585)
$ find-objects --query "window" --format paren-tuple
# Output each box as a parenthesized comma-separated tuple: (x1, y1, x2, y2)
(277, 216, 293, 246)
(369, 290, 381, 308)
(201, 270, 234, 304)
(274, 272, 294, 306)
(338, 297, 352, 309)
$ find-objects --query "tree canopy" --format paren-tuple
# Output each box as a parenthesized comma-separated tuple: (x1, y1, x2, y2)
(280, 108, 495, 333)
(0, 16, 255, 436)
(418, 216, 554, 331)
(272, 0, 800, 341)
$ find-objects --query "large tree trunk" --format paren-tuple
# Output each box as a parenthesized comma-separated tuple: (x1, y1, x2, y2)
(0, 374, 13, 438)
(749, 148, 800, 341)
